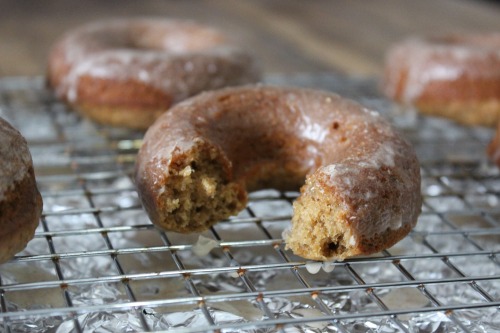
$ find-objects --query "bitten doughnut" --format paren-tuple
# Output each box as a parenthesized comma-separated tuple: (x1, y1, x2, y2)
(47, 18, 260, 130)
(383, 33, 500, 127)
(0, 118, 42, 264)
(135, 86, 422, 261)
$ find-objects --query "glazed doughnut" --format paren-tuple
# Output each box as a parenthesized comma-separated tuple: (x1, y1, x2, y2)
(47, 18, 260, 130)
(135, 86, 422, 261)
(0, 117, 42, 264)
(383, 33, 500, 127)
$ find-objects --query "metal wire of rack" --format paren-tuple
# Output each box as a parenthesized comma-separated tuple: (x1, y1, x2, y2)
(0, 75, 499, 333)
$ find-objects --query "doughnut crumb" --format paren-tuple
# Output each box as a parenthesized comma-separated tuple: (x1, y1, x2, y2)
(285, 177, 356, 261)
(155, 144, 246, 233)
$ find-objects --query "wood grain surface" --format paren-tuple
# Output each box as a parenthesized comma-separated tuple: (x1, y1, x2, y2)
(0, 0, 499, 77)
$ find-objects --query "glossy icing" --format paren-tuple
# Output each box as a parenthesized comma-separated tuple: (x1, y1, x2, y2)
(49, 19, 260, 103)
(384, 33, 500, 104)
(136, 86, 421, 244)
(0, 118, 32, 200)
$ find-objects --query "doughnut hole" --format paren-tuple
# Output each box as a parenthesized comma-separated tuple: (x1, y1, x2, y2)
(155, 142, 247, 233)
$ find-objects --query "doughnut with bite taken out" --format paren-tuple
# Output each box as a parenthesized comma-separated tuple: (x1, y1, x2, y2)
(135, 86, 422, 261)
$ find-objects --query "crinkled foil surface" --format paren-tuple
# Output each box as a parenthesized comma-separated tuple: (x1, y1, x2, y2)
(0, 74, 499, 333)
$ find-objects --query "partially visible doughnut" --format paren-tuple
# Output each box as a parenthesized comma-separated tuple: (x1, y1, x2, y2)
(383, 33, 500, 127)
(0, 118, 42, 264)
(47, 18, 260, 130)
(134, 86, 422, 261)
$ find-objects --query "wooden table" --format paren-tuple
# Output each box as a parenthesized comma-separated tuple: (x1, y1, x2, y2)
(1, 0, 499, 77)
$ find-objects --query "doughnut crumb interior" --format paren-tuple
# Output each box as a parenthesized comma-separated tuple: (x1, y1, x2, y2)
(152, 139, 246, 233)
(135, 86, 422, 261)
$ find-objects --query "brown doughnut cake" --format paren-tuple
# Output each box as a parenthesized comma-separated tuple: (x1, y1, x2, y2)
(0, 118, 42, 264)
(383, 33, 500, 127)
(47, 18, 260, 130)
(135, 86, 422, 261)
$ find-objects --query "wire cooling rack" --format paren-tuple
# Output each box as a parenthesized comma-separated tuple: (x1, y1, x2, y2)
(0, 74, 499, 333)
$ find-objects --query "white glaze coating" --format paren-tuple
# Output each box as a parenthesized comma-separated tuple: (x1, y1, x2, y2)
(305, 261, 322, 274)
(136, 86, 421, 250)
(50, 19, 259, 104)
(0, 118, 32, 201)
(316, 135, 412, 236)
(384, 33, 500, 104)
